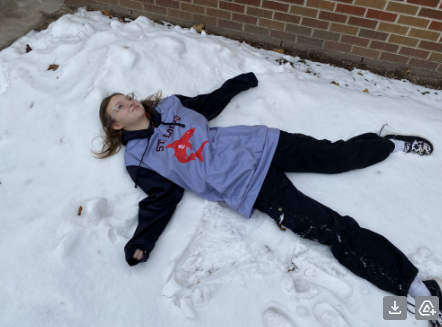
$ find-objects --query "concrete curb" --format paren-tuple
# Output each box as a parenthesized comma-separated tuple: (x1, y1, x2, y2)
(0, 0, 72, 51)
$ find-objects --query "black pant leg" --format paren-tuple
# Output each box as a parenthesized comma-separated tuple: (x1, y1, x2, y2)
(253, 165, 418, 296)
(271, 131, 395, 173)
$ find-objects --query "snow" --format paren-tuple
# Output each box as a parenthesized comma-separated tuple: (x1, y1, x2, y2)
(1, 7, 441, 327)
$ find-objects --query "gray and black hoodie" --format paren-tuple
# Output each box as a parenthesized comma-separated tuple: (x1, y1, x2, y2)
(121, 72, 280, 266)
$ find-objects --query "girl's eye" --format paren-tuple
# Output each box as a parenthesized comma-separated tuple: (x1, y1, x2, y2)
(117, 104, 123, 110)
(127, 96, 133, 101)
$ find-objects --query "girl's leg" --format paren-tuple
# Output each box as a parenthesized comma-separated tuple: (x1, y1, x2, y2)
(253, 165, 418, 296)
(271, 131, 395, 173)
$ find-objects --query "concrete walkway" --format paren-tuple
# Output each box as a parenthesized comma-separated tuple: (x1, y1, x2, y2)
(0, 0, 73, 51)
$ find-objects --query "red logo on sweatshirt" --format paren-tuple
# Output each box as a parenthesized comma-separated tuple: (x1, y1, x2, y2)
(166, 128, 209, 163)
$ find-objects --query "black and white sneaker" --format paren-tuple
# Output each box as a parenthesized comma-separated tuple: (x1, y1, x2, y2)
(384, 134, 434, 155)
(430, 311, 442, 327)
(377, 123, 434, 155)
(424, 278, 442, 327)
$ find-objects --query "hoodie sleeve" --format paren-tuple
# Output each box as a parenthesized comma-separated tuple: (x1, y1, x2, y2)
(174, 72, 258, 121)
(124, 165, 184, 266)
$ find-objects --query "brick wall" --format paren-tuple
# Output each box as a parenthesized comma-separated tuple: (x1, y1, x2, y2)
(66, 0, 442, 79)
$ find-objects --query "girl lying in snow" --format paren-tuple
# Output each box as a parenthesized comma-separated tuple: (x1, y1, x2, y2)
(95, 72, 441, 326)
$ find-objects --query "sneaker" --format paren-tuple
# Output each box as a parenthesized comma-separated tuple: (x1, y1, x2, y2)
(430, 312, 442, 327)
(384, 134, 434, 156)
(424, 278, 442, 327)
(407, 301, 442, 327)
(377, 123, 434, 155)
(423, 279, 442, 311)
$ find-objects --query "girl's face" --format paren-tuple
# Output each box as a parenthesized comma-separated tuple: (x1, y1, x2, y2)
(106, 94, 148, 131)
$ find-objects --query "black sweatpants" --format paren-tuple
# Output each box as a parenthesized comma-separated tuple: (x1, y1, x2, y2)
(253, 131, 418, 296)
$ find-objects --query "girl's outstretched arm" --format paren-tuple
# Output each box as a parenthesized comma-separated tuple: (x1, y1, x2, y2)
(124, 165, 184, 266)
(174, 72, 258, 121)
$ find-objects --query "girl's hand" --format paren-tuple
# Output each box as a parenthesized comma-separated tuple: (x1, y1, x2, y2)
(133, 248, 144, 260)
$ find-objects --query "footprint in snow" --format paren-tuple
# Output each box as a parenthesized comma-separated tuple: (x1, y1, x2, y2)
(262, 307, 297, 327)
(298, 261, 353, 299)
(313, 302, 351, 327)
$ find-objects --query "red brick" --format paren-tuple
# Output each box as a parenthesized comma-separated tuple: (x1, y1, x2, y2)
(274, 12, 301, 24)
(366, 9, 397, 22)
(341, 35, 370, 47)
(380, 52, 409, 64)
(399, 46, 430, 59)
(348, 16, 378, 29)
(143, 3, 167, 13)
(429, 21, 442, 31)
(301, 17, 329, 29)
(418, 7, 442, 20)
(409, 58, 439, 69)
(181, 3, 205, 14)
(120, 0, 142, 10)
(156, 0, 179, 9)
(169, 9, 192, 19)
(336, 4, 366, 16)
(270, 30, 297, 41)
(370, 40, 399, 52)
(220, 1, 245, 13)
(359, 28, 388, 41)
(245, 24, 270, 35)
(297, 35, 323, 47)
(262, 0, 289, 12)
(319, 11, 348, 23)
(419, 40, 442, 52)
(323, 40, 352, 52)
(351, 46, 380, 58)
(279, 0, 305, 4)
(407, 0, 439, 7)
(219, 19, 243, 30)
(232, 13, 258, 24)
(235, 0, 261, 6)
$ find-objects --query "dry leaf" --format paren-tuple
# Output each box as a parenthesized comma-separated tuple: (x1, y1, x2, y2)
(48, 64, 59, 71)
(406, 69, 412, 73)
(102, 10, 111, 17)
(358, 72, 363, 76)
(78, 206, 83, 216)
(363, 88, 369, 93)
(192, 23, 205, 33)
(347, 63, 354, 71)
(273, 48, 284, 54)
(277, 223, 286, 231)
(26, 44, 32, 53)
(331, 81, 339, 86)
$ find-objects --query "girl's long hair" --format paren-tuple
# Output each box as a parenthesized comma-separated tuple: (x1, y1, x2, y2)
(91, 90, 164, 159)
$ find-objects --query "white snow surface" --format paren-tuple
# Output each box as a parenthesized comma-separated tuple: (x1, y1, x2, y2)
(0, 7, 441, 327)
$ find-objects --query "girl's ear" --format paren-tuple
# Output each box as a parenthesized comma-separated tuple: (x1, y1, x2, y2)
(112, 122, 124, 131)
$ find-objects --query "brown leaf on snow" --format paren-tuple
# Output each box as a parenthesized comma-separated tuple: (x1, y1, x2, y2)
(331, 81, 339, 86)
(102, 10, 111, 18)
(78, 206, 83, 216)
(274, 48, 284, 54)
(48, 64, 59, 71)
(26, 44, 32, 53)
(192, 23, 211, 34)
(363, 88, 369, 93)
(277, 222, 286, 231)
(358, 72, 363, 76)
